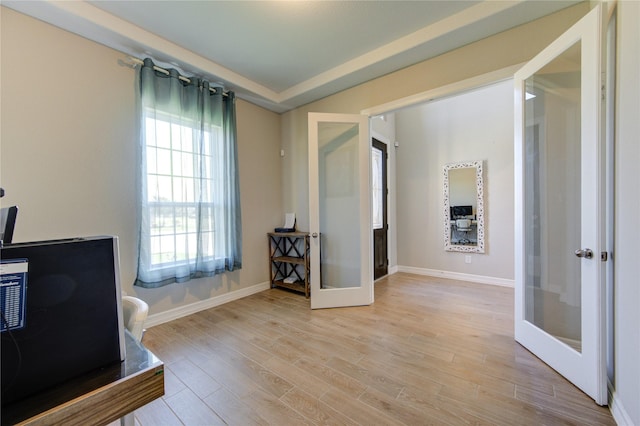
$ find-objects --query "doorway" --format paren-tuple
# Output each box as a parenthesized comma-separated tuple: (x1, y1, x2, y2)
(372, 138, 388, 280)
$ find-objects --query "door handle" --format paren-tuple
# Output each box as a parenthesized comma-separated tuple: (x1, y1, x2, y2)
(574, 248, 594, 259)
(312, 233, 318, 238)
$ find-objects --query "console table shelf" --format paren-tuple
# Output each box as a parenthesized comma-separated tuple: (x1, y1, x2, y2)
(268, 232, 310, 298)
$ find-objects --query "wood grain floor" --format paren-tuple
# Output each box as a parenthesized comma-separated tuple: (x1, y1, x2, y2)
(134, 273, 615, 425)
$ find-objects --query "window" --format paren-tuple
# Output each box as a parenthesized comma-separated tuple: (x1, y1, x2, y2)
(135, 58, 241, 288)
(144, 114, 216, 268)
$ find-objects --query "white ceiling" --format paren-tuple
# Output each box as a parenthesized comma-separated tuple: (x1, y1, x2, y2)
(4, 0, 580, 112)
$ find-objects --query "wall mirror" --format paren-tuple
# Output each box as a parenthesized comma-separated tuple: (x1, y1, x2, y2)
(443, 160, 485, 253)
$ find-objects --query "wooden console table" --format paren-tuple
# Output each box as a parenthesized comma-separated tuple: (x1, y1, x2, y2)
(268, 231, 310, 297)
(1, 331, 164, 426)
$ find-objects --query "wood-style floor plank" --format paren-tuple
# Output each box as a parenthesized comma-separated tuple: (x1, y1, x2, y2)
(135, 273, 615, 425)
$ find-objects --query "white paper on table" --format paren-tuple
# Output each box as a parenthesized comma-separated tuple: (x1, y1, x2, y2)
(283, 213, 295, 229)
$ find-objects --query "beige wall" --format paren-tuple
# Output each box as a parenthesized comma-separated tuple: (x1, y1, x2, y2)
(394, 80, 515, 280)
(0, 7, 283, 315)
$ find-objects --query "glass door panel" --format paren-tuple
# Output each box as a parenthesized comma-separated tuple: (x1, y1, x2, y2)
(308, 113, 373, 309)
(524, 41, 582, 352)
(318, 121, 361, 289)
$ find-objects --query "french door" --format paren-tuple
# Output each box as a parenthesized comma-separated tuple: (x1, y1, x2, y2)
(308, 113, 373, 309)
(514, 6, 606, 404)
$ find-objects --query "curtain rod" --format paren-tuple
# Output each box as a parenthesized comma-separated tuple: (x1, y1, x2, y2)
(128, 56, 229, 96)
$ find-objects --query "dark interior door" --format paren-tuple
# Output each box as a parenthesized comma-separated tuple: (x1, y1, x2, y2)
(372, 138, 388, 280)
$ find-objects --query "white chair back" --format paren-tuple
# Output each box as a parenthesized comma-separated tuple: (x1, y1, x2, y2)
(456, 219, 472, 231)
(122, 296, 149, 342)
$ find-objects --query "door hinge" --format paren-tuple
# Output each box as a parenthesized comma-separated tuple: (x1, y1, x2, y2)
(601, 251, 608, 262)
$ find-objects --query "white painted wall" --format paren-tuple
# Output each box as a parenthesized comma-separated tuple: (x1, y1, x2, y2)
(394, 80, 515, 281)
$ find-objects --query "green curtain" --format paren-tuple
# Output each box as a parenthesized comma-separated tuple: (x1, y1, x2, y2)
(135, 58, 242, 288)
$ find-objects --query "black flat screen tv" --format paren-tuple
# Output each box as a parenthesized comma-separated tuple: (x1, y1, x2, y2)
(0, 236, 125, 406)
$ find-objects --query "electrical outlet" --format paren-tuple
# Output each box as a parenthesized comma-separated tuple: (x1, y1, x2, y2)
(465, 255, 472, 264)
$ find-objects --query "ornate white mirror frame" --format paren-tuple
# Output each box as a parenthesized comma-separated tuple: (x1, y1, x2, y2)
(443, 160, 485, 253)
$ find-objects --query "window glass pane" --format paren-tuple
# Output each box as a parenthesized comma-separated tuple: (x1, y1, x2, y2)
(203, 156, 212, 180)
(147, 147, 158, 174)
(184, 178, 195, 203)
(186, 207, 197, 232)
(171, 123, 181, 150)
(174, 233, 188, 262)
(173, 177, 185, 203)
(181, 125, 194, 153)
(372, 148, 383, 229)
(153, 176, 170, 202)
(200, 208, 213, 232)
(172, 151, 183, 176)
(144, 115, 226, 268)
(150, 236, 161, 264)
(155, 148, 171, 175)
(204, 134, 212, 157)
(159, 235, 175, 262)
(187, 233, 198, 259)
(182, 152, 194, 178)
(147, 175, 159, 202)
(198, 179, 210, 203)
(149, 206, 161, 235)
(158, 206, 175, 236)
(198, 231, 212, 256)
(155, 120, 171, 149)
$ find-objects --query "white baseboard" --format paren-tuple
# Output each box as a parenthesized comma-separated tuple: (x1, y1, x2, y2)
(144, 281, 271, 328)
(396, 265, 514, 288)
(608, 380, 634, 426)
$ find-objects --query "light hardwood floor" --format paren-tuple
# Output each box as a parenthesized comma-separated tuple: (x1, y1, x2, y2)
(135, 273, 615, 425)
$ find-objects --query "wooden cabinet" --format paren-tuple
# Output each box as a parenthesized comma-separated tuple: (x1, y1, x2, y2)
(268, 232, 310, 297)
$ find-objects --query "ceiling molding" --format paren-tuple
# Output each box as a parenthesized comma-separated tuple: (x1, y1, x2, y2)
(278, 1, 524, 103)
(3, 0, 579, 113)
(361, 63, 525, 117)
(2, 0, 282, 108)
